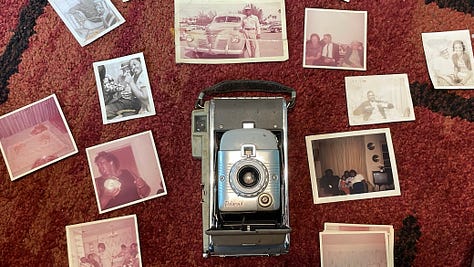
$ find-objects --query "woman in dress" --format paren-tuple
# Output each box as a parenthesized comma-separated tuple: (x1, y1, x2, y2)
(451, 40, 473, 85)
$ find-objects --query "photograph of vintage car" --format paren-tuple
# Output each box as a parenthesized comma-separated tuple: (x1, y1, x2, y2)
(175, 0, 288, 64)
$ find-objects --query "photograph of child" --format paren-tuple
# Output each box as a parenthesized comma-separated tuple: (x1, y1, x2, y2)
(0, 95, 78, 181)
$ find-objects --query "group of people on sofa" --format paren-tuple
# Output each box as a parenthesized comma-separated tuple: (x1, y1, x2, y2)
(319, 168, 370, 197)
(305, 33, 364, 68)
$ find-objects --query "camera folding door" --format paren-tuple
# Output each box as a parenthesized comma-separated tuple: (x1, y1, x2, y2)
(192, 80, 295, 257)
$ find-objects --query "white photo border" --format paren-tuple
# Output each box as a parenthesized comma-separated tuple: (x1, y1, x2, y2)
(421, 29, 474, 89)
(303, 8, 367, 70)
(174, 0, 289, 64)
(48, 0, 125, 47)
(305, 128, 401, 204)
(65, 214, 143, 267)
(345, 73, 416, 126)
(0, 94, 78, 181)
(85, 130, 167, 214)
(92, 52, 156, 124)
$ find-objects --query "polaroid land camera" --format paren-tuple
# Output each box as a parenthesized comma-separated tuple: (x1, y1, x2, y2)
(191, 80, 295, 257)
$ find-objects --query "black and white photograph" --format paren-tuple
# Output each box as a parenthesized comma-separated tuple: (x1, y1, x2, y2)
(175, 0, 288, 64)
(345, 74, 416, 126)
(86, 131, 167, 214)
(422, 29, 474, 89)
(0, 95, 78, 181)
(48, 0, 125, 47)
(93, 52, 156, 124)
(66, 215, 142, 267)
(303, 8, 367, 70)
(305, 128, 400, 204)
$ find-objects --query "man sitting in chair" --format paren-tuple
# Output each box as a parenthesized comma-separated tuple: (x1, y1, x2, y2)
(69, 0, 106, 27)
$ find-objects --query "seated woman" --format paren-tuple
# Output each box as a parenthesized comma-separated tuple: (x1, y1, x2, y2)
(452, 40, 473, 86)
(305, 33, 322, 65)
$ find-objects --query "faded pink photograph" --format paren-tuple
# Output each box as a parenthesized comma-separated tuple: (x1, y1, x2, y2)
(0, 94, 78, 180)
(86, 131, 167, 213)
(303, 8, 367, 70)
(66, 215, 142, 267)
(320, 231, 389, 267)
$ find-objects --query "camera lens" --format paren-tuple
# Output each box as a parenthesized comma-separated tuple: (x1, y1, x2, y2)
(238, 166, 260, 188)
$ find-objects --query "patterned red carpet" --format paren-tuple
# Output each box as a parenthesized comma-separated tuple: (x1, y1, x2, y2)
(0, 0, 473, 266)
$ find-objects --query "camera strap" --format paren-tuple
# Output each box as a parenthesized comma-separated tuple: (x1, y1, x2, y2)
(195, 80, 296, 110)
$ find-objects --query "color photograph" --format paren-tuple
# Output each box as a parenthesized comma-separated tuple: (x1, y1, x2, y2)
(66, 215, 142, 267)
(86, 131, 167, 213)
(0, 94, 78, 181)
(303, 8, 367, 70)
(175, 0, 288, 64)
(305, 128, 401, 204)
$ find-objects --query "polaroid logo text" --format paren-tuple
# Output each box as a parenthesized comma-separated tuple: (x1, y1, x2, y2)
(225, 200, 243, 208)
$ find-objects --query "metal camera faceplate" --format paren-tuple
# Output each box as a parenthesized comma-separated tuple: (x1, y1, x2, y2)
(217, 128, 281, 212)
(192, 96, 291, 257)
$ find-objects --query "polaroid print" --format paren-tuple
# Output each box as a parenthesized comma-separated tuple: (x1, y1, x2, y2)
(48, 0, 125, 47)
(345, 73, 416, 126)
(422, 29, 474, 89)
(324, 222, 394, 266)
(303, 8, 367, 70)
(175, 0, 289, 64)
(305, 128, 401, 204)
(86, 131, 167, 214)
(0, 94, 78, 181)
(93, 52, 156, 124)
(320, 231, 389, 267)
(66, 215, 143, 267)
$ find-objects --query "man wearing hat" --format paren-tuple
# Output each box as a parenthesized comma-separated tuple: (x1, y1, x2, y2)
(241, 4, 261, 58)
(431, 45, 457, 86)
(103, 62, 141, 120)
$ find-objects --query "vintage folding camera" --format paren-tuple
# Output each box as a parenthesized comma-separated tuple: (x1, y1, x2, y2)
(191, 80, 295, 257)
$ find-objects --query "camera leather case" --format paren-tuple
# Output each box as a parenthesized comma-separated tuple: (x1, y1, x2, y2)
(192, 80, 295, 257)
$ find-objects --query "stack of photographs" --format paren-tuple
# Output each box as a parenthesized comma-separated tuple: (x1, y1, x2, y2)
(320, 222, 394, 267)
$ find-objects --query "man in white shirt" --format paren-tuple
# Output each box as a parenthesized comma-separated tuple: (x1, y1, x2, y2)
(241, 5, 261, 58)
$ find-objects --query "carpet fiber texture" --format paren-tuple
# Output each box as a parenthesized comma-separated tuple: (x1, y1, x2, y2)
(0, 0, 473, 266)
